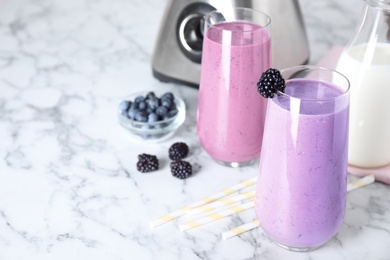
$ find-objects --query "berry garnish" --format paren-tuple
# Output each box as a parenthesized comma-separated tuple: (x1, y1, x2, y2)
(170, 160, 192, 179)
(257, 68, 285, 98)
(136, 153, 159, 173)
(169, 142, 189, 160)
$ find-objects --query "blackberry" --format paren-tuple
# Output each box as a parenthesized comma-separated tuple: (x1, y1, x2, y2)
(169, 142, 189, 160)
(170, 160, 192, 179)
(136, 153, 159, 173)
(257, 68, 285, 98)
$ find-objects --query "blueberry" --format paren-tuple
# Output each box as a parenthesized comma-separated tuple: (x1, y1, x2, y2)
(127, 107, 139, 119)
(156, 106, 168, 116)
(146, 91, 156, 99)
(146, 107, 154, 114)
(155, 122, 168, 129)
(141, 124, 151, 130)
(146, 97, 160, 110)
(166, 109, 178, 118)
(161, 92, 174, 101)
(161, 98, 172, 109)
(148, 112, 159, 123)
(135, 95, 145, 103)
(135, 110, 148, 122)
(138, 101, 147, 111)
(118, 100, 131, 115)
(132, 101, 139, 110)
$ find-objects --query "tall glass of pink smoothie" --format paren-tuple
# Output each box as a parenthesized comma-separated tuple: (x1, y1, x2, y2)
(255, 66, 350, 251)
(196, 7, 271, 167)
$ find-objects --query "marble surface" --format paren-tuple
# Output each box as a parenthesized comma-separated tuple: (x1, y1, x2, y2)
(0, 0, 389, 259)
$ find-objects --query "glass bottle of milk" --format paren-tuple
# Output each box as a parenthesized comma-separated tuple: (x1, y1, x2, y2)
(336, 0, 390, 168)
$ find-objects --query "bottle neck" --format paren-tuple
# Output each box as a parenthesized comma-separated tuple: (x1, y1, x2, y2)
(367, 0, 390, 9)
(344, 0, 390, 49)
(365, 0, 390, 41)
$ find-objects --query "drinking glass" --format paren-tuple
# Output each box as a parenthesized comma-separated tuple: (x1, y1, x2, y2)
(196, 7, 271, 167)
(255, 66, 350, 251)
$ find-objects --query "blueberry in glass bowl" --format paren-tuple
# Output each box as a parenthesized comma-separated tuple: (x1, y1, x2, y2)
(117, 90, 186, 142)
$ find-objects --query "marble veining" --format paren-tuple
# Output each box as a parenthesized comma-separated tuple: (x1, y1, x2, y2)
(0, 0, 389, 259)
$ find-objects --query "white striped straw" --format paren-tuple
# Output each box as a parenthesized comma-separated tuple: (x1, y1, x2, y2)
(149, 205, 192, 229)
(221, 174, 375, 239)
(187, 190, 256, 216)
(347, 174, 375, 192)
(222, 220, 260, 240)
(150, 176, 257, 229)
(179, 200, 255, 232)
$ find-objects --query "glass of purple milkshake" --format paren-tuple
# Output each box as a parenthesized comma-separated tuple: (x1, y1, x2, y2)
(197, 7, 271, 167)
(255, 66, 350, 251)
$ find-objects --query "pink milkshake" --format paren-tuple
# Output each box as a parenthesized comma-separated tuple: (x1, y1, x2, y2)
(255, 70, 350, 250)
(197, 9, 271, 166)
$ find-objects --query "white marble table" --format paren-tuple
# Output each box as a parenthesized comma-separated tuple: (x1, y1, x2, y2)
(1, 0, 389, 259)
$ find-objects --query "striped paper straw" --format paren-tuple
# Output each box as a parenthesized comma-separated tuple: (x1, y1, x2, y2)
(347, 174, 375, 192)
(222, 220, 260, 240)
(150, 176, 257, 229)
(187, 190, 256, 216)
(221, 174, 376, 239)
(179, 200, 255, 232)
(150, 206, 192, 229)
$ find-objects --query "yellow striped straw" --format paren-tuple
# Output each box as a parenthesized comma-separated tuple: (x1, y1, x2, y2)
(150, 176, 257, 229)
(179, 200, 255, 232)
(187, 190, 256, 216)
(222, 220, 260, 240)
(221, 174, 375, 239)
(347, 174, 375, 192)
(150, 206, 192, 229)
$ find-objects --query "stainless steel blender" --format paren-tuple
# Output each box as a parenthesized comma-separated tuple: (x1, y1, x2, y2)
(152, 0, 310, 87)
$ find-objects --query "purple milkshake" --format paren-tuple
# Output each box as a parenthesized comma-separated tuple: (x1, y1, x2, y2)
(255, 67, 350, 251)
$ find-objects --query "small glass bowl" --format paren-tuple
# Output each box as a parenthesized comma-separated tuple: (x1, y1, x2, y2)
(117, 90, 186, 142)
